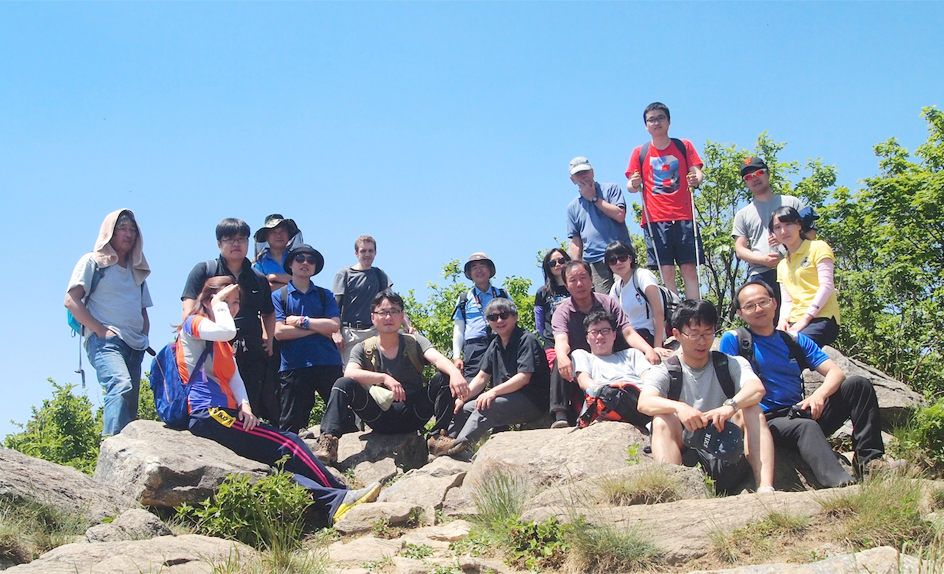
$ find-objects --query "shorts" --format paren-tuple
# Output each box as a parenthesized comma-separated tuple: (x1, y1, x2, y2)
(643, 220, 704, 267)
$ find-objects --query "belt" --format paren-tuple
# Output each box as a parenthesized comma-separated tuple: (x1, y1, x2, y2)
(343, 322, 373, 330)
(466, 337, 488, 344)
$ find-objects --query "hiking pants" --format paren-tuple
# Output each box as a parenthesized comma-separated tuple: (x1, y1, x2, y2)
(449, 391, 542, 444)
(320, 373, 454, 438)
(279, 365, 344, 434)
(548, 360, 583, 418)
(462, 337, 490, 381)
(188, 408, 348, 517)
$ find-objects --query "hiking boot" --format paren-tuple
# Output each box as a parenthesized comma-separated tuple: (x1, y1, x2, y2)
(859, 456, 907, 479)
(550, 411, 570, 429)
(446, 438, 469, 456)
(333, 481, 381, 524)
(314, 434, 339, 465)
(428, 430, 456, 457)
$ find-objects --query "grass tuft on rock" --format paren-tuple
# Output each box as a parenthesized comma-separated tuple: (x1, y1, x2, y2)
(565, 516, 662, 573)
(597, 464, 684, 506)
(0, 496, 88, 566)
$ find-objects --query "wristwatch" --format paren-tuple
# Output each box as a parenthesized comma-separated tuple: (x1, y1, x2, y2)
(723, 398, 739, 412)
(591, 195, 599, 203)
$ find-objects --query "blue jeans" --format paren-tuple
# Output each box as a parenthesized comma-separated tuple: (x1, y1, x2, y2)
(87, 333, 144, 436)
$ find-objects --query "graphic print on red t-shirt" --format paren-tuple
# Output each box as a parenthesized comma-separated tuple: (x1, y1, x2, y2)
(626, 139, 703, 225)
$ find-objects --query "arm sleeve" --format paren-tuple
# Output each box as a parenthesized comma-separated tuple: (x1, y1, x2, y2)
(332, 269, 347, 297)
(807, 258, 835, 317)
(780, 283, 794, 322)
(534, 304, 546, 338)
(273, 290, 286, 322)
(66, 254, 95, 294)
(730, 355, 757, 393)
(604, 183, 626, 208)
(571, 350, 591, 375)
(323, 288, 341, 318)
(189, 304, 238, 341)
(181, 262, 209, 300)
(641, 364, 670, 397)
(625, 146, 642, 179)
(796, 333, 830, 370)
(684, 140, 704, 168)
(515, 334, 538, 375)
(228, 363, 250, 406)
(566, 204, 578, 239)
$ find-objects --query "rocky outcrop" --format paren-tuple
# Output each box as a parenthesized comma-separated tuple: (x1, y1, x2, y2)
(85, 508, 172, 543)
(378, 456, 471, 524)
(4, 534, 254, 573)
(0, 447, 134, 523)
(93, 420, 269, 508)
(687, 546, 923, 573)
(305, 429, 429, 472)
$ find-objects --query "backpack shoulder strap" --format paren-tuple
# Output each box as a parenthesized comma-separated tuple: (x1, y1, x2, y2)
(205, 259, 219, 277)
(711, 351, 736, 399)
(779, 330, 809, 372)
(672, 138, 687, 158)
(734, 327, 754, 364)
(363, 336, 381, 372)
(456, 291, 470, 321)
(280, 285, 289, 314)
(401, 334, 425, 374)
(638, 143, 651, 174)
(630, 271, 651, 320)
(84, 260, 106, 304)
(665, 355, 683, 401)
(497, 287, 509, 300)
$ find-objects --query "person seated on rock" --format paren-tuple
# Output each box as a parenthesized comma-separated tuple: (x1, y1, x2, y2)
(637, 299, 776, 494)
(178, 276, 378, 524)
(313, 289, 469, 465)
(273, 244, 344, 434)
(550, 260, 659, 428)
(428, 298, 551, 457)
(572, 310, 652, 429)
(719, 281, 886, 484)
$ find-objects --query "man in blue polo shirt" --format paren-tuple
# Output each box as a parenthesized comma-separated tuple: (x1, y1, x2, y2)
(453, 253, 509, 381)
(719, 281, 886, 486)
(567, 156, 631, 294)
(273, 244, 344, 434)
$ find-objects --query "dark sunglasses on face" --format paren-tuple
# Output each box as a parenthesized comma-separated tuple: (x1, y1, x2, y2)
(606, 253, 630, 266)
(549, 258, 567, 267)
(294, 254, 318, 264)
(486, 311, 511, 322)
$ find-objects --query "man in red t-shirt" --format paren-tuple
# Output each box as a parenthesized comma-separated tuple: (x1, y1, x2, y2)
(626, 102, 704, 300)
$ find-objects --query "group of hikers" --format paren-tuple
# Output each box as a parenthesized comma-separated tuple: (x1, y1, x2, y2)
(65, 101, 888, 525)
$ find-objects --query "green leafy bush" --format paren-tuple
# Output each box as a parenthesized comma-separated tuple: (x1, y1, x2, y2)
(504, 517, 570, 571)
(4, 379, 102, 474)
(900, 399, 944, 470)
(177, 467, 312, 549)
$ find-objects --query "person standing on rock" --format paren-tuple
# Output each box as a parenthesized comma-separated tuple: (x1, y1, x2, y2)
(720, 281, 887, 484)
(178, 276, 379, 524)
(65, 209, 152, 436)
(638, 299, 776, 494)
(314, 290, 469, 466)
(252, 213, 303, 292)
(452, 253, 509, 382)
(428, 298, 550, 457)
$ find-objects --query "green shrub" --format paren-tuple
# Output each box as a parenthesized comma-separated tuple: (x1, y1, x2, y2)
(900, 399, 944, 471)
(177, 467, 312, 550)
(4, 380, 103, 475)
(504, 517, 570, 571)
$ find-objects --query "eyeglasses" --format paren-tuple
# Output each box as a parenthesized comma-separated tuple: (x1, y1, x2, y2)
(743, 168, 767, 182)
(606, 254, 630, 266)
(549, 258, 567, 267)
(678, 331, 715, 342)
(741, 297, 774, 313)
(294, 254, 318, 264)
(372, 308, 402, 317)
(587, 328, 614, 338)
(221, 237, 249, 246)
(486, 311, 511, 322)
(645, 114, 668, 125)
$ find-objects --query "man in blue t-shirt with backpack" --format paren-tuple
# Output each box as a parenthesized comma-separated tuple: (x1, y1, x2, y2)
(719, 281, 888, 485)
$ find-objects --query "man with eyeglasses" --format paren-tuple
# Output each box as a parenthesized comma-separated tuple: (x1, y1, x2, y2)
(626, 102, 704, 300)
(638, 299, 775, 494)
(181, 218, 278, 422)
(719, 281, 886, 485)
(566, 156, 632, 294)
(314, 290, 469, 465)
(272, 244, 343, 434)
(732, 157, 806, 321)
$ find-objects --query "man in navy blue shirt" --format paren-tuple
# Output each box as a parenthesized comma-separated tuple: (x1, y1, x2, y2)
(719, 281, 885, 486)
(273, 244, 344, 434)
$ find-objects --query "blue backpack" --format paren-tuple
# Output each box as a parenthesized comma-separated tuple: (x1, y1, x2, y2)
(149, 340, 209, 429)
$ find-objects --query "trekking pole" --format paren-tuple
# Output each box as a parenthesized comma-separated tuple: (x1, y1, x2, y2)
(689, 179, 703, 295)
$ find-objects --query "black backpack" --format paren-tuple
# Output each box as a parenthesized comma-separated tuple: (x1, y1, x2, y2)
(665, 352, 736, 402)
(731, 327, 809, 376)
(456, 287, 509, 338)
(613, 270, 681, 337)
(637, 138, 689, 181)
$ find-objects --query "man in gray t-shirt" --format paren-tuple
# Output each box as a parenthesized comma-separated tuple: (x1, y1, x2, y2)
(638, 300, 775, 493)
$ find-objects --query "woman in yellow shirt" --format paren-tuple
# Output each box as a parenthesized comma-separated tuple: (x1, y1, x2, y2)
(769, 206, 840, 347)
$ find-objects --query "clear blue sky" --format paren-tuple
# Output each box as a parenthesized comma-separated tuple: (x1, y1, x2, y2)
(2, 2, 940, 438)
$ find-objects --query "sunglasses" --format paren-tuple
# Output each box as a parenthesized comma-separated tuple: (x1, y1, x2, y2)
(606, 253, 630, 266)
(743, 168, 767, 182)
(294, 254, 318, 264)
(486, 311, 511, 322)
(549, 258, 567, 267)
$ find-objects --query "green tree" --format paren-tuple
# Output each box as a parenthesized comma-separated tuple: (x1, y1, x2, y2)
(5, 380, 103, 475)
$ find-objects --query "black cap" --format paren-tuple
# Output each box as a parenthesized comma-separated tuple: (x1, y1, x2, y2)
(683, 420, 744, 463)
(740, 157, 768, 177)
(283, 243, 324, 275)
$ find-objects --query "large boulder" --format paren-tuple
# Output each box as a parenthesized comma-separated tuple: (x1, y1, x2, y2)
(85, 508, 172, 543)
(304, 430, 428, 471)
(378, 456, 470, 524)
(465, 421, 649, 491)
(93, 420, 269, 508)
(0, 448, 134, 524)
(806, 348, 924, 428)
(3, 534, 254, 573)
(686, 546, 921, 573)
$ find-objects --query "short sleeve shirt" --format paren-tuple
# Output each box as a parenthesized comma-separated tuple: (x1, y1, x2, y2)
(332, 267, 391, 326)
(551, 293, 630, 354)
(252, 251, 286, 277)
(776, 240, 841, 324)
(67, 255, 152, 350)
(565, 182, 631, 262)
(480, 326, 550, 410)
(610, 269, 660, 333)
(272, 281, 343, 370)
(643, 354, 755, 412)
(534, 284, 570, 348)
(719, 330, 828, 412)
(625, 139, 703, 225)
(572, 348, 651, 389)
(181, 256, 274, 340)
(732, 195, 804, 276)
(349, 333, 434, 396)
